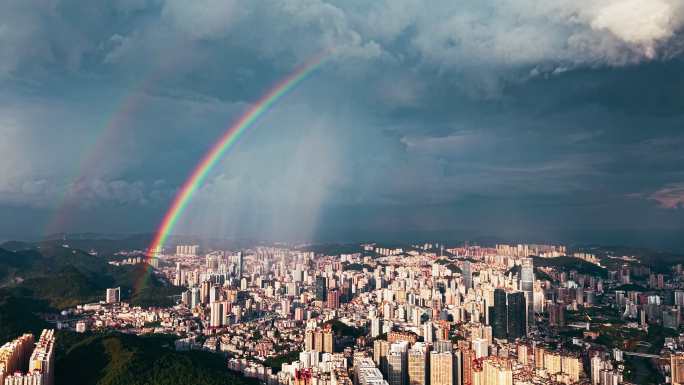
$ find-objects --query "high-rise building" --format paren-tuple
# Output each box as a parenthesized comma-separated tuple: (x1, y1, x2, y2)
(491, 289, 507, 339)
(235, 251, 244, 277)
(305, 328, 335, 354)
(481, 358, 512, 385)
(374, 339, 390, 375)
(210, 302, 224, 327)
(460, 347, 475, 385)
(423, 322, 435, 344)
(430, 351, 455, 385)
(516, 344, 529, 365)
(105, 287, 120, 304)
(190, 287, 201, 309)
(543, 352, 562, 374)
(590, 354, 604, 385)
(305, 330, 315, 352)
(294, 307, 304, 321)
(388, 342, 409, 385)
(175, 244, 199, 257)
(673, 353, 684, 385)
(327, 289, 340, 309)
(0, 330, 55, 385)
(614, 290, 626, 310)
(506, 292, 526, 340)
(408, 343, 428, 385)
(0, 334, 35, 385)
(314, 330, 324, 352)
(355, 357, 390, 385)
(388, 351, 406, 385)
(200, 280, 211, 304)
(371, 317, 383, 338)
(489, 289, 528, 340)
(174, 262, 183, 286)
(561, 355, 582, 383)
(520, 258, 534, 333)
(30, 330, 55, 385)
(316, 276, 328, 301)
(462, 262, 472, 290)
(322, 329, 334, 353)
(209, 285, 220, 303)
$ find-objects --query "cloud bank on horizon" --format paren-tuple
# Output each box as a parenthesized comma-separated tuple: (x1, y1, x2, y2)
(1, 0, 684, 247)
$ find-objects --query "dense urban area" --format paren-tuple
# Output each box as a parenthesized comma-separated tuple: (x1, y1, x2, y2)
(2, 240, 684, 385)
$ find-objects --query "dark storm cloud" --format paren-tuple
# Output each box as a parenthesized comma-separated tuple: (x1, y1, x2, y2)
(1, 0, 684, 248)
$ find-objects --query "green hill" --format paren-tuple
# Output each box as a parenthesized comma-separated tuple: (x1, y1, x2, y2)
(0, 246, 181, 309)
(0, 289, 50, 341)
(55, 332, 260, 385)
(532, 256, 607, 278)
(0, 244, 183, 352)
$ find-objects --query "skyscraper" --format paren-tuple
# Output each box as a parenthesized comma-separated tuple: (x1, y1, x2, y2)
(388, 342, 409, 385)
(374, 339, 390, 375)
(491, 289, 507, 340)
(506, 292, 526, 340)
(316, 276, 327, 301)
(430, 351, 456, 385)
(459, 344, 475, 385)
(462, 262, 472, 291)
(0, 330, 55, 385)
(322, 328, 334, 353)
(190, 287, 201, 309)
(371, 317, 383, 338)
(673, 353, 684, 385)
(174, 262, 183, 286)
(482, 358, 512, 385)
(210, 302, 224, 327)
(235, 251, 244, 277)
(490, 289, 526, 341)
(520, 258, 534, 333)
(408, 343, 428, 385)
(327, 288, 340, 309)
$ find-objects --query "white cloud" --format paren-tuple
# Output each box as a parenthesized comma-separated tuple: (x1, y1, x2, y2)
(3, 0, 682, 79)
(590, 0, 683, 59)
(648, 183, 684, 209)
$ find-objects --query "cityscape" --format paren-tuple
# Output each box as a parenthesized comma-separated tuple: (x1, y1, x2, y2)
(2, 1, 684, 385)
(3, 240, 684, 385)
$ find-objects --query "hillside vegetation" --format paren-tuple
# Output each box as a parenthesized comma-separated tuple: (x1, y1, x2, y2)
(55, 332, 260, 385)
(532, 256, 608, 278)
(0, 245, 181, 310)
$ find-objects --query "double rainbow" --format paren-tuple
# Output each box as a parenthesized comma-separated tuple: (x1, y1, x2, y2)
(136, 53, 329, 292)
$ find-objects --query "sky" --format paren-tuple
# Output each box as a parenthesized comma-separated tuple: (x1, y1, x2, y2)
(1, 0, 684, 249)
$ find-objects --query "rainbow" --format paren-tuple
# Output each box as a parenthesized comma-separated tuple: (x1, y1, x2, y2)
(135, 53, 329, 293)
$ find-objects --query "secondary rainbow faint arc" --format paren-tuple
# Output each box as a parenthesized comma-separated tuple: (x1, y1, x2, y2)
(144, 52, 330, 265)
